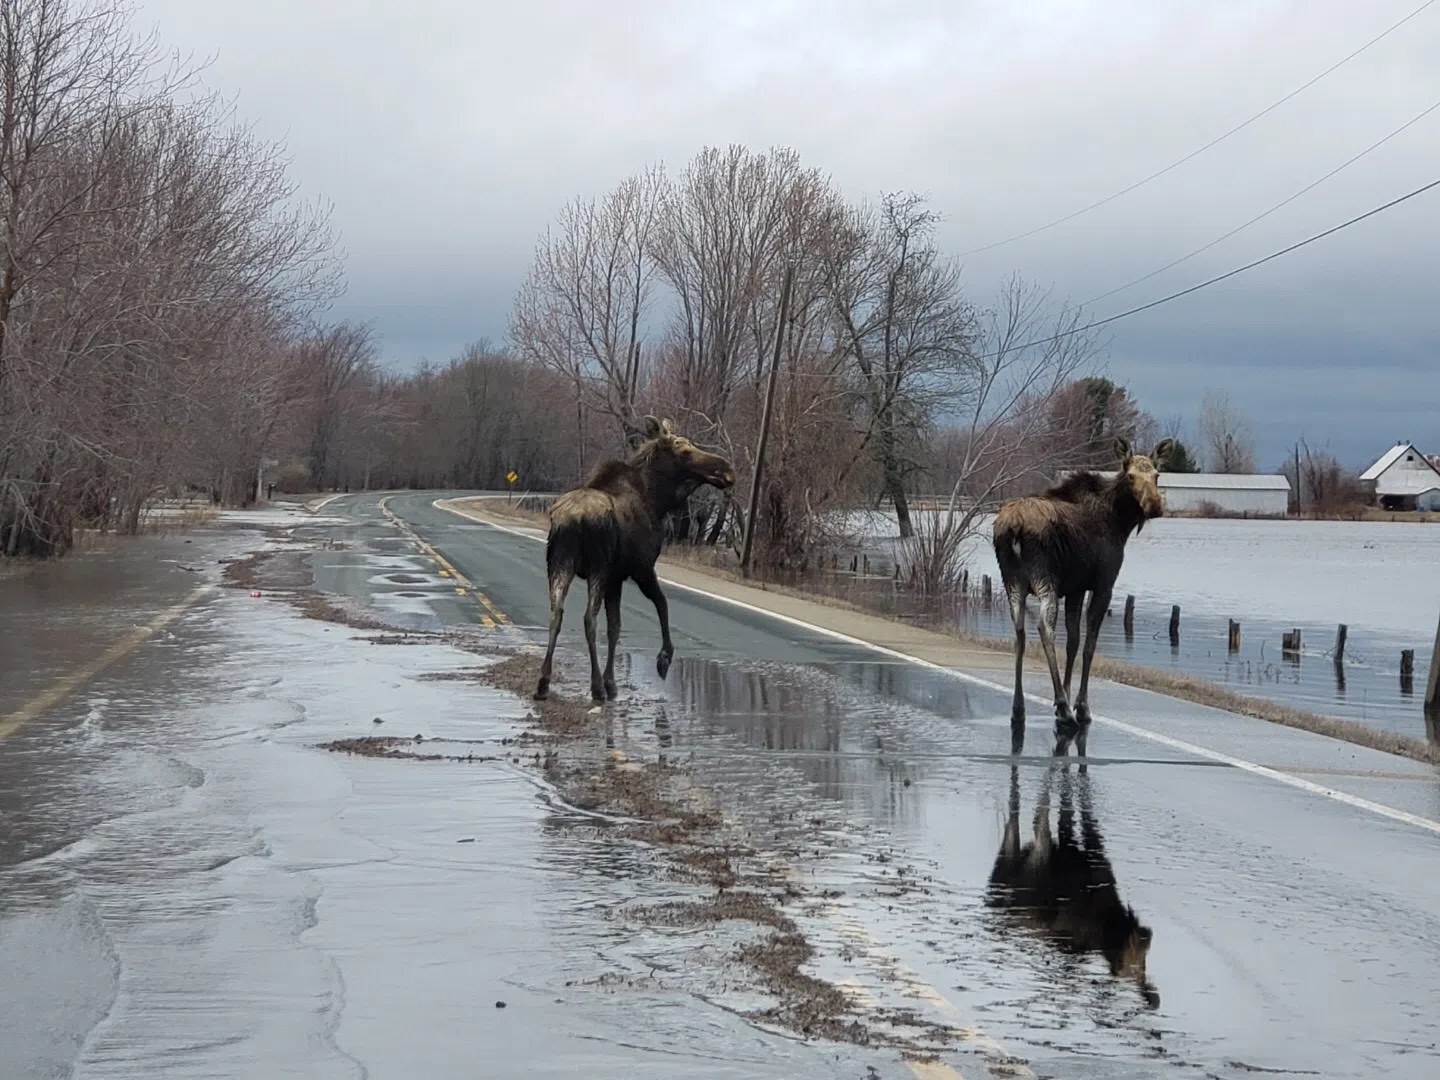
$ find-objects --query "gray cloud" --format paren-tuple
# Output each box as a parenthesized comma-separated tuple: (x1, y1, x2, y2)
(137, 0, 1440, 467)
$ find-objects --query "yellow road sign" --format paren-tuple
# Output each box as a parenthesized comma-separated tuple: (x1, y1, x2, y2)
(506, 470, 518, 485)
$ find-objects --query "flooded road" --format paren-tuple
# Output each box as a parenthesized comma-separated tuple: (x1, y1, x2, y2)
(3, 494, 1440, 1078)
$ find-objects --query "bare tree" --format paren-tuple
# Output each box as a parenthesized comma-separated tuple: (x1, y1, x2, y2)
(508, 165, 665, 444)
(1197, 390, 1257, 474)
(823, 191, 977, 538)
(902, 275, 1100, 592)
(1281, 437, 1364, 516)
(1, 0, 338, 556)
(650, 145, 827, 429)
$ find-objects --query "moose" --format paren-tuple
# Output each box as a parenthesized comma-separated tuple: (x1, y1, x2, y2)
(534, 416, 735, 704)
(987, 738, 1159, 1008)
(993, 436, 1174, 751)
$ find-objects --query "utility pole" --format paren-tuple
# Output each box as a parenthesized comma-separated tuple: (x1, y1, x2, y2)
(1294, 443, 1302, 515)
(255, 458, 278, 504)
(739, 264, 795, 577)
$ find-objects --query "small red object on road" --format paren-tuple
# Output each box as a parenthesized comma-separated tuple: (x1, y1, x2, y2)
(250, 590, 262, 598)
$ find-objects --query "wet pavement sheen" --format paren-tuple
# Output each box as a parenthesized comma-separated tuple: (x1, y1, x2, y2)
(3, 495, 1440, 1078)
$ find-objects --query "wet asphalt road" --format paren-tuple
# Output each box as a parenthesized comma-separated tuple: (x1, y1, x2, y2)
(367, 492, 1440, 1078)
(3, 492, 1440, 1079)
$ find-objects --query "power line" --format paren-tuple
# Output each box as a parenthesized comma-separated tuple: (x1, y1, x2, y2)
(958, 0, 1439, 258)
(982, 173, 1440, 360)
(1084, 93, 1440, 306)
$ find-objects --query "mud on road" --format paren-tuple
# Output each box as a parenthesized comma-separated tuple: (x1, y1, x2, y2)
(227, 532, 972, 1065)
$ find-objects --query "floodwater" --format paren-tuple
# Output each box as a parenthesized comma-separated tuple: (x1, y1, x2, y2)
(0, 527, 906, 1077)
(840, 512, 1440, 740)
(5, 504, 1440, 1078)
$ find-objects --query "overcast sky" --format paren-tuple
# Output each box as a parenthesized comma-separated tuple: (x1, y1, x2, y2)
(134, 0, 1440, 467)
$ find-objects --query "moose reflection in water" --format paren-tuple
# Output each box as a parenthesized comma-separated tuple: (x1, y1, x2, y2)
(986, 736, 1159, 1008)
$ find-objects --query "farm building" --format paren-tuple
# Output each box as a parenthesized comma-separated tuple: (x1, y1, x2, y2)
(1152, 473, 1291, 516)
(1057, 471, 1291, 516)
(1359, 441, 1440, 511)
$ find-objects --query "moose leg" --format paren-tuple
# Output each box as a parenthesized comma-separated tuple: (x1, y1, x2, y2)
(583, 575, 607, 703)
(1006, 584, 1028, 754)
(1034, 589, 1076, 731)
(602, 581, 622, 701)
(1062, 593, 1083, 699)
(633, 565, 674, 680)
(535, 566, 576, 700)
(1073, 586, 1112, 727)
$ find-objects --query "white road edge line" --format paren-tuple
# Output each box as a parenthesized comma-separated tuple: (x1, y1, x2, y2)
(433, 498, 1440, 838)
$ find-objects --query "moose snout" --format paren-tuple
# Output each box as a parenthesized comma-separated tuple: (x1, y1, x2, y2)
(716, 467, 736, 489)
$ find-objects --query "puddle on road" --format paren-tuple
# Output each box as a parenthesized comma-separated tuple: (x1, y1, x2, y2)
(985, 761, 1160, 1011)
(8, 509, 1430, 1079)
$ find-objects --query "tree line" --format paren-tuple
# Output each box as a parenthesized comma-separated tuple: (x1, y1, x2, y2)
(2, 5, 1280, 564)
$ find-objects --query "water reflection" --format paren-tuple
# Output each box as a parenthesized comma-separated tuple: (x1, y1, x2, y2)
(668, 656, 918, 824)
(985, 743, 1159, 1009)
(671, 656, 842, 755)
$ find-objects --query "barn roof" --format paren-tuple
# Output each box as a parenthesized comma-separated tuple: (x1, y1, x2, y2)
(1359, 441, 1437, 481)
(1058, 471, 1291, 490)
(1159, 473, 1291, 491)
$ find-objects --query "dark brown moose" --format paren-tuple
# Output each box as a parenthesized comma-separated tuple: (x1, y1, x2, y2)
(992, 436, 1174, 752)
(534, 416, 735, 704)
(987, 741, 1159, 1009)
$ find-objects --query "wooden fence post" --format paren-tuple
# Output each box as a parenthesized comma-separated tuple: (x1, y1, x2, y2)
(1123, 595, 1135, 638)
(1400, 649, 1415, 694)
(981, 575, 992, 606)
(1334, 624, 1347, 663)
(1228, 620, 1241, 653)
(1168, 605, 1180, 646)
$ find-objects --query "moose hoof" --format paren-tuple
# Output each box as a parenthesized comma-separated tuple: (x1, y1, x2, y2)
(604, 679, 618, 701)
(533, 680, 550, 701)
(656, 651, 672, 680)
(1053, 702, 1077, 732)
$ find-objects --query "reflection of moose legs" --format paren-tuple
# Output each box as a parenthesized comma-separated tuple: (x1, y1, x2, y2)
(988, 747, 1158, 1008)
(632, 565, 674, 680)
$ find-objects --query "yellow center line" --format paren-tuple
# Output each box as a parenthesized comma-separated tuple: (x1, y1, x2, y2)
(0, 584, 213, 743)
(378, 497, 511, 626)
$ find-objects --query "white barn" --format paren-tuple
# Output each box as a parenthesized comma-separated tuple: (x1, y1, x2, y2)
(1154, 473, 1291, 516)
(1359, 441, 1440, 511)
(1059, 471, 1291, 517)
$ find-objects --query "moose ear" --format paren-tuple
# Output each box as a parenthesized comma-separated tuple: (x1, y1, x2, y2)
(660, 418, 675, 436)
(1152, 438, 1176, 470)
(1114, 435, 1132, 467)
(640, 415, 662, 439)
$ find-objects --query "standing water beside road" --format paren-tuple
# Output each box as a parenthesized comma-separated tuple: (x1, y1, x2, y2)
(832, 513, 1440, 741)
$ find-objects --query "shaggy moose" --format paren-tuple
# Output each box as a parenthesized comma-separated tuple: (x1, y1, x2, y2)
(534, 416, 735, 704)
(987, 753, 1159, 1008)
(993, 436, 1174, 751)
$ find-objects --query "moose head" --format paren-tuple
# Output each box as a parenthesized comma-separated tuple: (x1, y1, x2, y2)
(638, 415, 736, 497)
(1116, 436, 1176, 522)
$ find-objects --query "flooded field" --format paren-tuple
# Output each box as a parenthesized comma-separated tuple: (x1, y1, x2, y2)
(836, 514, 1440, 741)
